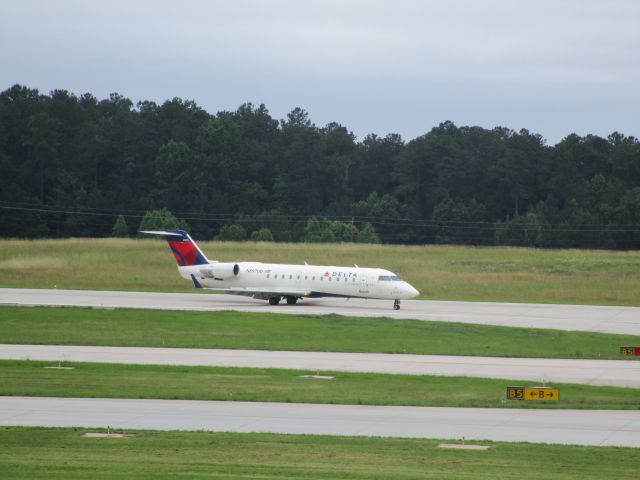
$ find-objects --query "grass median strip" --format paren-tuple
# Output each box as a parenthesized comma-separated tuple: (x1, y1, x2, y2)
(0, 427, 639, 480)
(1, 360, 638, 410)
(1, 306, 639, 360)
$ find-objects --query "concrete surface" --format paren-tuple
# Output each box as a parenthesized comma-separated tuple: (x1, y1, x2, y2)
(2, 344, 638, 387)
(1, 396, 638, 447)
(2, 288, 639, 334)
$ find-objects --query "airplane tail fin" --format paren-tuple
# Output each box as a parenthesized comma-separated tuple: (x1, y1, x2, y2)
(140, 230, 210, 266)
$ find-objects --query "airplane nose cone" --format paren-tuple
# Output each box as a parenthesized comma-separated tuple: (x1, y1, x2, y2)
(403, 282, 419, 298)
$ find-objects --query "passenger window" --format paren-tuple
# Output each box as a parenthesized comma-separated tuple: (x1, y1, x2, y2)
(305, 276, 307, 280)
(289, 275, 292, 279)
(312, 276, 315, 281)
(267, 274, 270, 278)
(297, 275, 300, 280)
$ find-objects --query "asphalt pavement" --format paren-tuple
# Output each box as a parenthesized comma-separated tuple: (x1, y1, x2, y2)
(2, 288, 639, 334)
(2, 344, 638, 387)
(1, 396, 638, 447)
(3, 287, 639, 447)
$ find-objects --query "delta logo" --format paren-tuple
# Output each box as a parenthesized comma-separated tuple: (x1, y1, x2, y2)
(326, 271, 358, 278)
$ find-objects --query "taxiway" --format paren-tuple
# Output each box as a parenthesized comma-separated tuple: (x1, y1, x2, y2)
(1, 396, 638, 447)
(2, 344, 638, 387)
(1, 288, 639, 334)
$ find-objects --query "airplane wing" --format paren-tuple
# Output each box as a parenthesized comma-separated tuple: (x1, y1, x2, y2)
(225, 287, 352, 300)
(224, 287, 311, 300)
(186, 276, 311, 299)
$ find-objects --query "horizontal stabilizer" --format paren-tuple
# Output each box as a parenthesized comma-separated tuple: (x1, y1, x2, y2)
(139, 230, 184, 237)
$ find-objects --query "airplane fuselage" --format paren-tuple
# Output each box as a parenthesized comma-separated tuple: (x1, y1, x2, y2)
(141, 229, 419, 308)
(178, 261, 419, 300)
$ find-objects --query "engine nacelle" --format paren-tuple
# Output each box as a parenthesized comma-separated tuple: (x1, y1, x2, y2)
(209, 262, 240, 280)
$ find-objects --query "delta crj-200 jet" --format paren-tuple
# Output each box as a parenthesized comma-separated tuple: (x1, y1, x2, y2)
(142, 230, 419, 309)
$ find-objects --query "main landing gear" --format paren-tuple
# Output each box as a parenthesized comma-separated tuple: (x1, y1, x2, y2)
(268, 296, 299, 305)
(393, 299, 400, 310)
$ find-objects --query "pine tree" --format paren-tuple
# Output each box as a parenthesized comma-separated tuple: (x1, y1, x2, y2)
(112, 215, 128, 237)
(250, 227, 274, 242)
(215, 224, 247, 241)
(356, 223, 381, 244)
(138, 208, 188, 235)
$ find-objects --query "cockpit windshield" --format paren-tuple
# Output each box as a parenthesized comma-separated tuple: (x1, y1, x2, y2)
(378, 275, 402, 281)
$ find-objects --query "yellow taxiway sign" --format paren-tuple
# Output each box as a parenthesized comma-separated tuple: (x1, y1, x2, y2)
(507, 386, 559, 401)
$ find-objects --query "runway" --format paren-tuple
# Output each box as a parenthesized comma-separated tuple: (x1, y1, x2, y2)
(2, 288, 640, 334)
(3, 344, 639, 387)
(2, 396, 638, 447)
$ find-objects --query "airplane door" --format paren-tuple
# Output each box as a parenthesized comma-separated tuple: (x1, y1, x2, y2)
(358, 275, 369, 294)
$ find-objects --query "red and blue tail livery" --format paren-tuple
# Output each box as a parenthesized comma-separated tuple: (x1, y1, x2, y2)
(140, 229, 209, 266)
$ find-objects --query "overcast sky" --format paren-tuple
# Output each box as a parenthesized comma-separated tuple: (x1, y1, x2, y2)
(2, 0, 639, 144)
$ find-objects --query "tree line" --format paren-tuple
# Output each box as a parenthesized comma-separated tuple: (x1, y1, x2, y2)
(1, 84, 639, 249)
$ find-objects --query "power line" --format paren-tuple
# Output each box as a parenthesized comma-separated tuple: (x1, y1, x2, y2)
(1, 200, 639, 229)
(2, 204, 639, 234)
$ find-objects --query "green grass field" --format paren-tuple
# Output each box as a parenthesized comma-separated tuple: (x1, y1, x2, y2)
(2, 306, 639, 360)
(1, 360, 637, 410)
(1, 427, 638, 480)
(1, 238, 639, 305)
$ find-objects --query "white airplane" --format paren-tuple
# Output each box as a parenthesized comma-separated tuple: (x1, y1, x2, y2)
(142, 229, 419, 309)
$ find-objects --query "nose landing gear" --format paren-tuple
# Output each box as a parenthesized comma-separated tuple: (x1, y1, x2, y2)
(393, 299, 400, 310)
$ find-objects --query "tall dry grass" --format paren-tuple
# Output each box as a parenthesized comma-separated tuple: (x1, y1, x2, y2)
(0, 238, 638, 305)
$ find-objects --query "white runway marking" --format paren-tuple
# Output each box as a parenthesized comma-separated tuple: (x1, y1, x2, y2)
(1, 396, 639, 447)
(2, 344, 639, 388)
(1, 288, 639, 334)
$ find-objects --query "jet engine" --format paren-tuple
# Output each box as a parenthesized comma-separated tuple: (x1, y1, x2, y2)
(210, 262, 240, 279)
